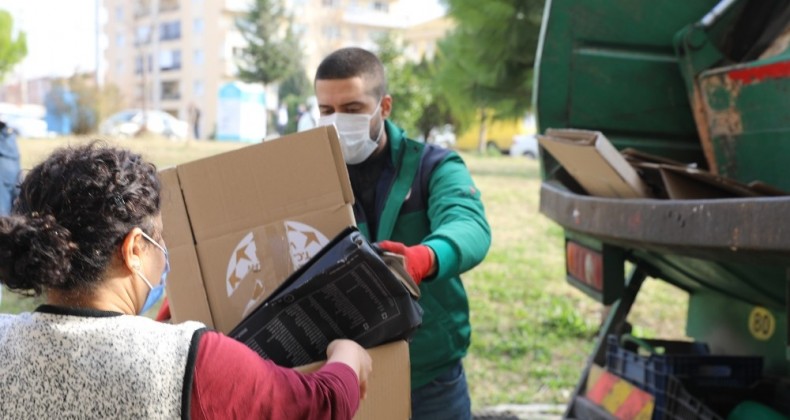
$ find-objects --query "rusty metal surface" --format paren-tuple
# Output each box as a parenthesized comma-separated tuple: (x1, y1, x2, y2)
(540, 182, 790, 262)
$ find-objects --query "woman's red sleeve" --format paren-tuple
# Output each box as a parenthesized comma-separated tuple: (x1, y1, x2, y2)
(190, 331, 359, 420)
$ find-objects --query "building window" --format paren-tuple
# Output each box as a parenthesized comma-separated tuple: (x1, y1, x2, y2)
(160, 49, 182, 71)
(135, 84, 145, 101)
(193, 18, 204, 35)
(322, 25, 340, 40)
(193, 80, 204, 97)
(115, 34, 125, 47)
(135, 26, 151, 45)
(161, 80, 181, 100)
(160, 21, 181, 41)
(116, 59, 124, 75)
(160, 0, 180, 12)
(321, 0, 337, 7)
(193, 49, 204, 65)
(115, 5, 124, 20)
(369, 29, 386, 42)
(372, 1, 388, 12)
(134, 0, 151, 17)
(134, 55, 144, 74)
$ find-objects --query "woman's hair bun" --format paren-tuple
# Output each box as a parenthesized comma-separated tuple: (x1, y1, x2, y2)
(0, 213, 79, 296)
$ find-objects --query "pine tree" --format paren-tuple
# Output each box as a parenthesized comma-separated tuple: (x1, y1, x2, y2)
(437, 0, 544, 152)
(235, 0, 302, 87)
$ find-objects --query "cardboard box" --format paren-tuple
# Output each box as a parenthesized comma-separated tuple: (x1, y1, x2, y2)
(296, 341, 411, 420)
(160, 126, 356, 333)
(539, 129, 651, 198)
(161, 127, 412, 420)
(658, 165, 765, 199)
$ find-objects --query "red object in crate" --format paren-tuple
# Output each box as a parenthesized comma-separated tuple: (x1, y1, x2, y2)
(585, 364, 655, 419)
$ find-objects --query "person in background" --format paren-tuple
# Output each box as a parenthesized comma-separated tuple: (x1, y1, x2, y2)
(0, 120, 21, 307)
(188, 103, 202, 140)
(0, 142, 371, 419)
(297, 96, 321, 132)
(277, 103, 289, 136)
(314, 47, 491, 420)
(0, 120, 20, 216)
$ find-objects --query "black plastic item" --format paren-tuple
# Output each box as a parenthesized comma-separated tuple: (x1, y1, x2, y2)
(572, 396, 618, 420)
(229, 226, 423, 368)
(606, 335, 763, 419)
(663, 376, 722, 420)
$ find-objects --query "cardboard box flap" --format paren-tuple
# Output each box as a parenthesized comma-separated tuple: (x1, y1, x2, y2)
(177, 126, 354, 242)
(539, 129, 651, 198)
(323, 125, 355, 206)
(159, 167, 215, 328)
(295, 341, 411, 420)
(659, 165, 764, 199)
(159, 168, 194, 248)
(620, 147, 688, 167)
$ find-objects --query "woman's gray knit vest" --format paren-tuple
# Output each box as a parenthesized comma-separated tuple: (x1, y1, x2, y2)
(0, 309, 205, 419)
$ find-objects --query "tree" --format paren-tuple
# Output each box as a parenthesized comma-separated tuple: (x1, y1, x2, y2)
(59, 74, 123, 135)
(375, 33, 433, 138)
(278, 67, 311, 134)
(436, 0, 544, 152)
(235, 0, 302, 87)
(0, 10, 27, 81)
(412, 56, 459, 140)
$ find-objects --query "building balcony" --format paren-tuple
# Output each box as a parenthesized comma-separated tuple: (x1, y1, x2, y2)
(342, 6, 403, 29)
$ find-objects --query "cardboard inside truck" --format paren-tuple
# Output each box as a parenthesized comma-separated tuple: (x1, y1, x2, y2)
(538, 129, 652, 198)
(159, 127, 410, 419)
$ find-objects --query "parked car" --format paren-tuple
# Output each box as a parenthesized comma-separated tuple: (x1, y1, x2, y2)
(426, 124, 456, 148)
(99, 109, 189, 140)
(0, 103, 49, 138)
(509, 133, 539, 158)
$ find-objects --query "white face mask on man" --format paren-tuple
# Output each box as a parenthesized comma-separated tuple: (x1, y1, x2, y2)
(318, 102, 384, 165)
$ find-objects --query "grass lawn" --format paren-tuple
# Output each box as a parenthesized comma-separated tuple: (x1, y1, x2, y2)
(1, 136, 689, 408)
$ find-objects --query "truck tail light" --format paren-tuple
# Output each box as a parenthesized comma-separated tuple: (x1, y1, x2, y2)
(567, 241, 604, 292)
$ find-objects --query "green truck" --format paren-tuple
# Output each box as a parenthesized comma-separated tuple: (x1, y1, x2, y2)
(535, 0, 790, 418)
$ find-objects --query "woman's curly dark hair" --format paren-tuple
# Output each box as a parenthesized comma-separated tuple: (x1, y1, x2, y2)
(0, 142, 160, 296)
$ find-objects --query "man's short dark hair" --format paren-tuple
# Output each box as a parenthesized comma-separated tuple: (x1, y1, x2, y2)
(315, 47, 388, 99)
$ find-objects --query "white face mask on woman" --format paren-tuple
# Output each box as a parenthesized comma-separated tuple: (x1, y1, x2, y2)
(318, 102, 384, 165)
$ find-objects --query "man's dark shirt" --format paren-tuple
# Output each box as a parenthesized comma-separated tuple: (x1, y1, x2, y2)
(347, 144, 391, 240)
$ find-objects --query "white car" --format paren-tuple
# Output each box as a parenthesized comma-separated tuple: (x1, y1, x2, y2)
(427, 124, 456, 149)
(100, 109, 189, 140)
(509, 133, 539, 158)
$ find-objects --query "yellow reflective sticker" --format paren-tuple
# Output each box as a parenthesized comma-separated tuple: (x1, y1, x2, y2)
(748, 306, 775, 340)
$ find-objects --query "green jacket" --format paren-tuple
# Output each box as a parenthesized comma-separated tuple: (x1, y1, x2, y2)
(353, 120, 491, 388)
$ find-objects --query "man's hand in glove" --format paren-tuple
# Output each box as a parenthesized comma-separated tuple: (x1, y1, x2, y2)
(376, 241, 436, 285)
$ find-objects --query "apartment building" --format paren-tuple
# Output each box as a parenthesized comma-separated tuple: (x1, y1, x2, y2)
(103, 0, 445, 140)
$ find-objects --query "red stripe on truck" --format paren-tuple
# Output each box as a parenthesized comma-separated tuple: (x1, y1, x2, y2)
(727, 61, 790, 85)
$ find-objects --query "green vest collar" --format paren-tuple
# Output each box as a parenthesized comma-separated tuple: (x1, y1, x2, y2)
(384, 119, 406, 166)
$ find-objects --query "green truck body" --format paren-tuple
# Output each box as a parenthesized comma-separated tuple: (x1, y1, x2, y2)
(535, 0, 790, 417)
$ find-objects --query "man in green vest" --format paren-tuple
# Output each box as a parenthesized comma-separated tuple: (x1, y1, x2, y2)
(314, 47, 491, 420)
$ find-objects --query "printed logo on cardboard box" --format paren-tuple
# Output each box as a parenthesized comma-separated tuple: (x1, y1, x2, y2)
(222, 220, 334, 320)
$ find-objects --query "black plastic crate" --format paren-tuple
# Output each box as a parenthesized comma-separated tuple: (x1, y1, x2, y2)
(605, 335, 763, 419)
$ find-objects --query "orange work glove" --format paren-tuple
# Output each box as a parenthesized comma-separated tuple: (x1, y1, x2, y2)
(376, 240, 435, 285)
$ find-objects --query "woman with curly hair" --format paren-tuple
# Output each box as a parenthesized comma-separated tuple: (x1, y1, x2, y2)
(0, 143, 371, 419)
